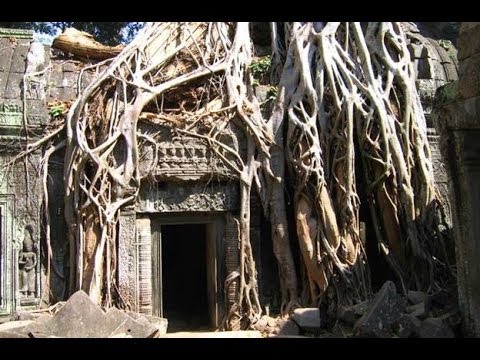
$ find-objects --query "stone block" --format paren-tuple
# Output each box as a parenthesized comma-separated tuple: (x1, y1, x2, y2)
(418, 318, 455, 338)
(17, 311, 51, 323)
(338, 300, 369, 326)
(406, 302, 427, 319)
(62, 61, 79, 72)
(0, 39, 14, 72)
(292, 308, 321, 331)
(0, 71, 8, 98)
(45, 290, 107, 338)
(276, 319, 300, 336)
(395, 314, 421, 338)
(4, 72, 23, 100)
(62, 71, 78, 89)
(0, 331, 29, 338)
(458, 24, 480, 60)
(26, 99, 48, 117)
(108, 313, 158, 338)
(49, 65, 64, 88)
(354, 281, 405, 337)
(408, 43, 424, 59)
(126, 311, 168, 335)
(417, 58, 434, 80)
(459, 53, 480, 99)
(26, 42, 47, 74)
(407, 290, 427, 305)
(9, 42, 30, 73)
(443, 62, 458, 82)
(0, 320, 34, 332)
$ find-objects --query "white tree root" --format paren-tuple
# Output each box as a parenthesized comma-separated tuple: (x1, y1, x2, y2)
(9, 22, 454, 330)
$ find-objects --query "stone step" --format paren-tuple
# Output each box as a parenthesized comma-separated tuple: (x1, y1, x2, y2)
(160, 330, 262, 338)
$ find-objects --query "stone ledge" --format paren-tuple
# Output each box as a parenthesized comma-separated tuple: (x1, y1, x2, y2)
(434, 94, 480, 131)
(0, 28, 33, 39)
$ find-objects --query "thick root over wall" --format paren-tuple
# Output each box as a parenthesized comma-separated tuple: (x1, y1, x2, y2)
(14, 22, 454, 330)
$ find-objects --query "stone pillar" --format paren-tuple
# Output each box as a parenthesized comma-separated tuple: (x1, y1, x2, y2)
(136, 215, 152, 315)
(118, 210, 137, 311)
(433, 22, 480, 336)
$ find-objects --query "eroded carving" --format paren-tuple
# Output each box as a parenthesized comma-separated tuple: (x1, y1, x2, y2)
(154, 138, 235, 181)
(18, 225, 37, 298)
(0, 28, 33, 39)
(137, 182, 239, 213)
(0, 102, 22, 127)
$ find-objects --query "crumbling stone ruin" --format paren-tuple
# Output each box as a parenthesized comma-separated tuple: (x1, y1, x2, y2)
(0, 22, 478, 338)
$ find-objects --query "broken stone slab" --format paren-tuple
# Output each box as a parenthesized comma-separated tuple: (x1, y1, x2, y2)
(44, 290, 110, 337)
(406, 302, 428, 319)
(17, 311, 52, 323)
(407, 290, 428, 305)
(331, 322, 348, 338)
(102, 307, 160, 338)
(108, 315, 158, 338)
(268, 334, 310, 338)
(0, 331, 30, 338)
(0, 320, 35, 338)
(437, 311, 462, 329)
(0, 320, 34, 332)
(126, 311, 168, 336)
(418, 318, 455, 338)
(354, 281, 405, 337)
(338, 300, 370, 326)
(252, 316, 269, 333)
(276, 319, 300, 336)
(292, 308, 321, 332)
(395, 314, 422, 338)
(162, 330, 262, 338)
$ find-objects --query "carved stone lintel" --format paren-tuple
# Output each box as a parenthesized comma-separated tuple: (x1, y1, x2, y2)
(136, 182, 239, 213)
(0, 28, 33, 39)
(146, 137, 236, 181)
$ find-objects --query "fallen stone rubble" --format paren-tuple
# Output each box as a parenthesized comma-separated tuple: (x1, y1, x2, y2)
(258, 281, 459, 338)
(0, 290, 168, 338)
(0, 282, 459, 338)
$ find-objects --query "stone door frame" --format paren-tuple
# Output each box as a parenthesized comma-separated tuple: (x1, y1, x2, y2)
(150, 212, 225, 329)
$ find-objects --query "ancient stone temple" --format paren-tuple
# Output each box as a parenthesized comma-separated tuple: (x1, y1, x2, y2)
(0, 27, 279, 331)
(433, 22, 480, 337)
(0, 23, 466, 335)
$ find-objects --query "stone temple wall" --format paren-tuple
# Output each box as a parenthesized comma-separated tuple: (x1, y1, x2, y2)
(0, 28, 93, 318)
(433, 22, 480, 337)
(0, 24, 460, 322)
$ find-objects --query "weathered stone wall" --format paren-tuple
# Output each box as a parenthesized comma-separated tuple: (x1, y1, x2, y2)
(0, 24, 461, 325)
(403, 22, 458, 224)
(0, 29, 45, 316)
(0, 28, 92, 318)
(433, 22, 480, 337)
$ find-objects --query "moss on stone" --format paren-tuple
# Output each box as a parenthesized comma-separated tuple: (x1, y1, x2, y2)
(434, 80, 459, 106)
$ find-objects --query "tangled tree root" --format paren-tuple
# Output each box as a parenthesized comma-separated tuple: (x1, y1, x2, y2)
(9, 22, 454, 330)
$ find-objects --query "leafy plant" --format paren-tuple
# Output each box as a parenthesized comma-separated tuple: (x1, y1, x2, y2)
(250, 56, 271, 85)
(266, 86, 278, 102)
(48, 101, 68, 119)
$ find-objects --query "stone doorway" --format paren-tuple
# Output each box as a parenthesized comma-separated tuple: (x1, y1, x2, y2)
(150, 215, 222, 332)
(161, 224, 209, 331)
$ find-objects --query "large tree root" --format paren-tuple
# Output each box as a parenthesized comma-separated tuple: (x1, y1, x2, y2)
(9, 22, 454, 330)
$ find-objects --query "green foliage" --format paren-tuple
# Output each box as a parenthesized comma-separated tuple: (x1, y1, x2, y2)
(48, 102, 68, 119)
(250, 56, 271, 86)
(438, 39, 452, 51)
(0, 22, 144, 45)
(266, 86, 278, 102)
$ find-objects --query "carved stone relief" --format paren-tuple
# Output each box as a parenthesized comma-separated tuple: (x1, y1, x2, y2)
(154, 137, 235, 181)
(18, 225, 37, 299)
(137, 182, 239, 213)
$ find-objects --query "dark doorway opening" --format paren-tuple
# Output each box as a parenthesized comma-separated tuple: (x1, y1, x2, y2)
(162, 224, 209, 332)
